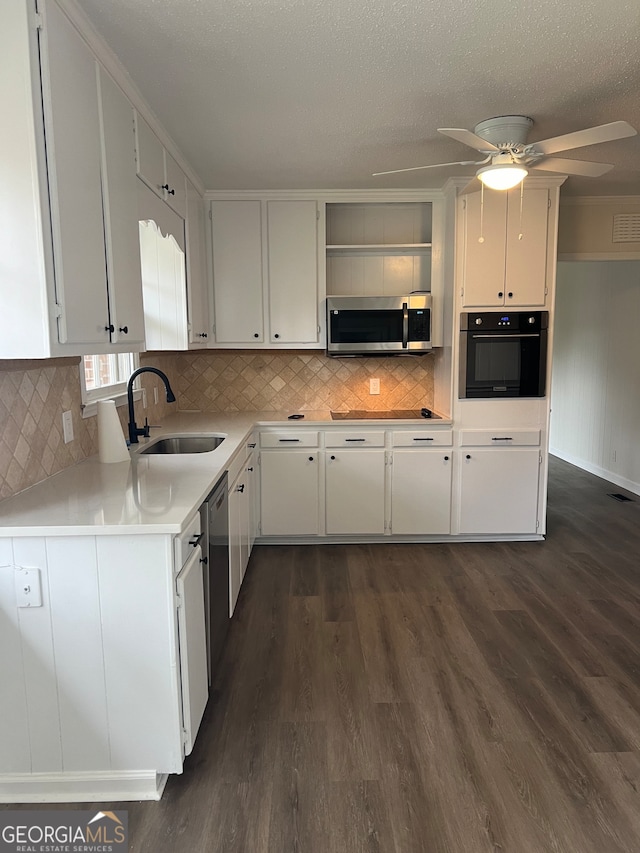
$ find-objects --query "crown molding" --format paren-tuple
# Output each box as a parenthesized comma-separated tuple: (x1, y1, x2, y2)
(560, 195, 640, 206)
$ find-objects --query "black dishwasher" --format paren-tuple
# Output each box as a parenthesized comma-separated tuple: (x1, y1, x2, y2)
(200, 472, 229, 684)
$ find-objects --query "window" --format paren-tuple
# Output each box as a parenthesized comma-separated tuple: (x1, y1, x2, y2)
(80, 352, 139, 416)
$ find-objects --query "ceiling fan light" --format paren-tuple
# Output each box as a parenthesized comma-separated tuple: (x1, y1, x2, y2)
(477, 164, 528, 190)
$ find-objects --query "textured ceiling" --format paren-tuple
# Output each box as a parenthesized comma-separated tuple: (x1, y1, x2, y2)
(77, 0, 640, 195)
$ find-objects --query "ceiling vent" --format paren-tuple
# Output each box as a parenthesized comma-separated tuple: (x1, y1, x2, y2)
(612, 213, 640, 243)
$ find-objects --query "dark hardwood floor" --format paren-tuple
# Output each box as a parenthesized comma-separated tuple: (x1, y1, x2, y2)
(10, 457, 640, 852)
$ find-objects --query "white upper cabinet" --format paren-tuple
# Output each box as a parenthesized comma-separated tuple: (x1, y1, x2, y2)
(267, 200, 319, 344)
(134, 112, 186, 218)
(211, 200, 264, 343)
(0, 0, 145, 358)
(185, 178, 211, 345)
(97, 66, 145, 347)
(461, 187, 550, 308)
(139, 218, 188, 350)
(39, 0, 109, 348)
(210, 198, 321, 348)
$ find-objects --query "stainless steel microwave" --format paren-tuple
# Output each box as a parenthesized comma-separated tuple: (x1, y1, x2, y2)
(326, 295, 432, 356)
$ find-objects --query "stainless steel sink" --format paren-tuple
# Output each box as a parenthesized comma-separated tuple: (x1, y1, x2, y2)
(138, 435, 226, 455)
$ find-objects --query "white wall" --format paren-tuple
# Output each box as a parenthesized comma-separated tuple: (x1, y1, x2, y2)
(550, 260, 640, 495)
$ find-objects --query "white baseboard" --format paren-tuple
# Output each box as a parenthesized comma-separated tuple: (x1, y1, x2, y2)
(0, 770, 169, 803)
(549, 449, 640, 497)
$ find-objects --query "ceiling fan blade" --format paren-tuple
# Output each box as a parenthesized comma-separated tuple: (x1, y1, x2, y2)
(532, 157, 613, 177)
(372, 159, 485, 176)
(533, 121, 636, 155)
(438, 128, 500, 153)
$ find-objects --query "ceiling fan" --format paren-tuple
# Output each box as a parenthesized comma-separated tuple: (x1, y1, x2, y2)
(374, 115, 637, 190)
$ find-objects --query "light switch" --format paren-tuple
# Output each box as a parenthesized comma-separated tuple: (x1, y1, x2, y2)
(62, 410, 74, 444)
(14, 568, 43, 608)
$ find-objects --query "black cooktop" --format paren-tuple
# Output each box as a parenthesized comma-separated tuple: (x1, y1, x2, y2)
(330, 408, 441, 420)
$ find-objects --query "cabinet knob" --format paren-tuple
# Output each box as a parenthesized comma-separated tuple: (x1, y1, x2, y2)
(507, 292, 513, 299)
(466, 454, 471, 460)
(308, 456, 314, 462)
(200, 556, 208, 565)
(197, 332, 208, 338)
(274, 333, 280, 339)
(330, 455, 336, 460)
(104, 324, 115, 333)
(444, 455, 449, 461)
(118, 326, 128, 334)
(498, 292, 503, 299)
(161, 184, 175, 195)
(237, 484, 245, 493)
(254, 333, 260, 338)
(247, 466, 254, 472)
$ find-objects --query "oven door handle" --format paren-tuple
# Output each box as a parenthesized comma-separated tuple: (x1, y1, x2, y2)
(471, 333, 540, 339)
(402, 302, 409, 349)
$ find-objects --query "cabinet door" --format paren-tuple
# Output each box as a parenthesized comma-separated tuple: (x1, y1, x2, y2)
(247, 452, 259, 554)
(391, 450, 452, 535)
(462, 191, 508, 308)
(97, 67, 145, 347)
(40, 1, 109, 346)
(325, 450, 385, 535)
(229, 466, 252, 614)
(164, 150, 187, 219)
(505, 188, 549, 306)
(260, 451, 320, 535)
(139, 219, 188, 349)
(185, 179, 211, 345)
(211, 200, 264, 343)
(458, 449, 540, 534)
(176, 546, 208, 756)
(134, 111, 165, 199)
(267, 200, 319, 343)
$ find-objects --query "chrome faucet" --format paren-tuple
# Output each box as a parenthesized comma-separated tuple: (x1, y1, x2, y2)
(127, 367, 176, 444)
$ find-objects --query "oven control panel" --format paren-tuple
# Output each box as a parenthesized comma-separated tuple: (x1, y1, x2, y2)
(461, 311, 548, 333)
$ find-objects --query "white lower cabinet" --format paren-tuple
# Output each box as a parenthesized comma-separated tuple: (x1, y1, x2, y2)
(325, 450, 386, 535)
(175, 544, 208, 756)
(228, 434, 259, 616)
(260, 450, 320, 535)
(0, 528, 210, 803)
(391, 450, 452, 535)
(458, 448, 541, 534)
(228, 455, 253, 615)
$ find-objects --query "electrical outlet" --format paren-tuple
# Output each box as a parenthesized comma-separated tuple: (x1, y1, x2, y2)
(62, 410, 74, 444)
(153, 387, 159, 405)
(369, 378, 380, 395)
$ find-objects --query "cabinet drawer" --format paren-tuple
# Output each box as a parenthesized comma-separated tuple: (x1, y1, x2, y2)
(325, 430, 385, 448)
(458, 429, 541, 447)
(175, 512, 202, 571)
(260, 431, 319, 448)
(392, 429, 453, 447)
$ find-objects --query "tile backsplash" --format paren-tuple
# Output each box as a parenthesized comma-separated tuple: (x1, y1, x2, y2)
(175, 350, 435, 413)
(0, 353, 177, 501)
(0, 348, 435, 500)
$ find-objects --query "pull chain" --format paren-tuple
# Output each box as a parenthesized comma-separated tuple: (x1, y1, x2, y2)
(478, 183, 485, 243)
(518, 181, 524, 240)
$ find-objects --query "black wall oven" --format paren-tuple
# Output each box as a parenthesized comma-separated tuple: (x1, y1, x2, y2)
(459, 311, 548, 399)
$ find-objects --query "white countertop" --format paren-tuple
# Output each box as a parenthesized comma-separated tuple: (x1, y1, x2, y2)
(0, 409, 451, 537)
